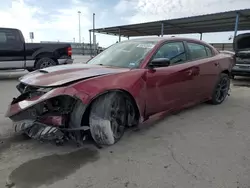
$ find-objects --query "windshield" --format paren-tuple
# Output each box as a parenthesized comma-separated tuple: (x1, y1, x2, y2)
(87, 40, 157, 68)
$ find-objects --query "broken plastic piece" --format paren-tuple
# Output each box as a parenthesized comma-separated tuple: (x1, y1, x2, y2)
(90, 114, 115, 145)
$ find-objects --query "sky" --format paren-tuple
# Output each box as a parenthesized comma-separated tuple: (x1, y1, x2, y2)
(0, 0, 250, 47)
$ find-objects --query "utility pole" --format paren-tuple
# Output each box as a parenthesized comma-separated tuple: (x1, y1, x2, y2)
(93, 13, 95, 55)
(78, 11, 81, 43)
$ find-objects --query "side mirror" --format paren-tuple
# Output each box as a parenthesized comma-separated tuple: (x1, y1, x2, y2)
(149, 58, 170, 68)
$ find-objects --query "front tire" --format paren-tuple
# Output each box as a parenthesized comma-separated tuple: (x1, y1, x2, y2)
(209, 73, 230, 105)
(89, 92, 128, 146)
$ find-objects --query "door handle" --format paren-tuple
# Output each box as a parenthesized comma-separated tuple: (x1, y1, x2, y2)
(214, 62, 219, 66)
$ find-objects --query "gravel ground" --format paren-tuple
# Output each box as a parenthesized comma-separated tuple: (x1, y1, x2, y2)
(0, 60, 250, 188)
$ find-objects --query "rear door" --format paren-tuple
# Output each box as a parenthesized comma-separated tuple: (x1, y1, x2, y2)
(185, 41, 220, 100)
(0, 29, 25, 69)
(145, 41, 199, 116)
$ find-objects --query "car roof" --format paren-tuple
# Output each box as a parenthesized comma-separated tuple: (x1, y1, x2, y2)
(122, 36, 206, 44)
(120, 36, 213, 49)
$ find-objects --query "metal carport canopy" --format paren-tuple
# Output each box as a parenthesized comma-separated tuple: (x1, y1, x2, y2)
(90, 9, 250, 38)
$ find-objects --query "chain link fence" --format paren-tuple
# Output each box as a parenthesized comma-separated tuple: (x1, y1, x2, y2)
(210, 43, 233, 52)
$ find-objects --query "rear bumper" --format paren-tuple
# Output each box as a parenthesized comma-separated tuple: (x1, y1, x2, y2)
(58, 58, 74, 65)
(232, 64, 250, 76)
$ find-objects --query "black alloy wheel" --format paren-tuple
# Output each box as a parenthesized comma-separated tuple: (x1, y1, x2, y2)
(210, 73, 230, 105)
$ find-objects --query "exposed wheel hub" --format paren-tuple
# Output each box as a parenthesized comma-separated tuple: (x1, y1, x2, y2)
(110, 100, 126, 139)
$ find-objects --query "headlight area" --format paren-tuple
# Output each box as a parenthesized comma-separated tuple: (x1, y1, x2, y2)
(10, 95, 87, 145)
(13, 83, 53, 105)
(16, 82, 53, 95)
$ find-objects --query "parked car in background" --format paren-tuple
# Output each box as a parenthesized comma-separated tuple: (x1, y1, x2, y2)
(0, 28, 73, 72)
(231, 33, 250, 78)
(6, 37, 235, 146)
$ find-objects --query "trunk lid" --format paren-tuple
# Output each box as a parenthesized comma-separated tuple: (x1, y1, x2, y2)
(233, 33, 250, 56)
(233, 33, 250, 65)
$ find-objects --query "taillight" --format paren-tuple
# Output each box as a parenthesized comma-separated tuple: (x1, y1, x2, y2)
(67, 47, 72, 56)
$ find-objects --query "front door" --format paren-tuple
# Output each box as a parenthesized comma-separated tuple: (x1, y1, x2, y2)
(145, 41, 199, 116)
(0, 29, 25, 69)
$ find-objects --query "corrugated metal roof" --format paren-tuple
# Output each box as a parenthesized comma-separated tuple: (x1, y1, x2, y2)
(90, 9, 250, 37)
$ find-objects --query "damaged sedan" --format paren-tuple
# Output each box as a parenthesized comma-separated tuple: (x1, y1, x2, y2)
(6, 37, 235, 146)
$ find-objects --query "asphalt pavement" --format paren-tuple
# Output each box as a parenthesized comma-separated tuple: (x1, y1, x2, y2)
(0, 58, 250, 188)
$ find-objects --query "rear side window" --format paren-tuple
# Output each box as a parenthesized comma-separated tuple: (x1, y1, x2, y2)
(187, 42, 208, 60)
(0, 30, 20, 44)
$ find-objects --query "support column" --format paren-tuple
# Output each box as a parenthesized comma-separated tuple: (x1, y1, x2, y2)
(128, 36, 129, 40)
(161, 23, 164, 37)
(118, 28, 121, 42)
(92, 13, 95, 56)
(89, 30, 92, 57)
(234, 13, 239, 37)
(200, 33, 203, 40)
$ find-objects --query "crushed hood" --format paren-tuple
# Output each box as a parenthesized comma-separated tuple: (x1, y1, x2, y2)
(20, 64, 130, 87)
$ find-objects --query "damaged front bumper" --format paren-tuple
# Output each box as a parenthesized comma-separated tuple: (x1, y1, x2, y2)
(14, 120, 64, 141)
(6, 83, 90, 144)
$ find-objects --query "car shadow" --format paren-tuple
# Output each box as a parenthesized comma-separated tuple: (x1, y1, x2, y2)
(6, 147, 99, 188)
(1, 133, 100, 188)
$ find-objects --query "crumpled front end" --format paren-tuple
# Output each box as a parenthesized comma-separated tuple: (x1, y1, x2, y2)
(6, 82, 89, 145)
(13, 120, 65, 143)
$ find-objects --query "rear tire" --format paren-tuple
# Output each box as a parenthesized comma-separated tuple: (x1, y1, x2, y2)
(209, 73, 230, 105)
(89, 92, 128, 146)
(35, 57, 57, 70)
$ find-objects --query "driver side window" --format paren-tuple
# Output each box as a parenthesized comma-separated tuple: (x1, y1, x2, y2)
(153, 42, 187, 65)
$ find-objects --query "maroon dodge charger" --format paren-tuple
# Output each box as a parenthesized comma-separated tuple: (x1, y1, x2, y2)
(6, 37, 235, 146)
